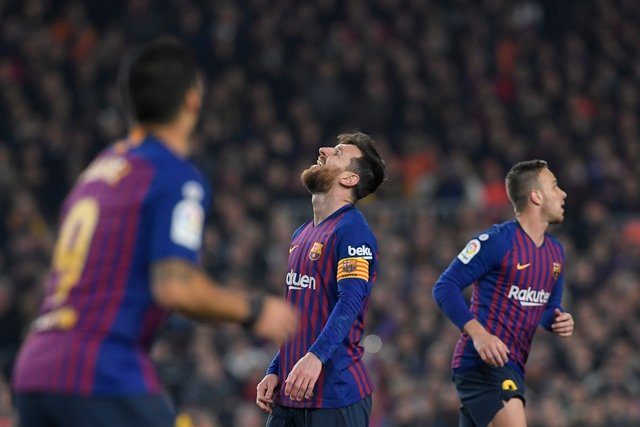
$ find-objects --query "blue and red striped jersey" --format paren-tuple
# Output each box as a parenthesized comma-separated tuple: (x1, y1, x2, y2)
(13, 135, 210, 395)
(267, 204, 377, 408)
(432, 220, 565, 377)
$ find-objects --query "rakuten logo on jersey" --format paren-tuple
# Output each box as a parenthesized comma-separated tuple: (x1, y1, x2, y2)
(508, 285, 550, 307)
(348, 245, 373, 260)
(286, 270, 317, 290)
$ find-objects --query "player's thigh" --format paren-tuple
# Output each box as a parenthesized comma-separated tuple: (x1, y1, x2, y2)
(489, 397, 526, 427)
(458, 406, 476, 427)
(453, 366, 525, 427)
(307, 395, 372, 427)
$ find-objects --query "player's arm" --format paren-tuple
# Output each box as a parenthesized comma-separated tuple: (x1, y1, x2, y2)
(432, 231, 510, 366)
(283, 275, 369, 401)
(461, 319, 510, 366)
(433, 269, 511, 366)
(265, 351, 280, 376)
(432, 236, 497, 330)
(539, 252, 574, 337)
(151, 258, 297, 345)
(256, 352, 281, 413)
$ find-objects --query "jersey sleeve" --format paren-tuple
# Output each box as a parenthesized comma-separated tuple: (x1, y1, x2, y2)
(432, 226, 509, 330)
(266, 351, 280, 376)
(540, 243, 565, 330)
(147, 173, 210, 264)
(308, 220, 376, 363)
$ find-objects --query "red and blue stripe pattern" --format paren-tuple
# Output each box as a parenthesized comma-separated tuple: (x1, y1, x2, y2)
(451, 221, 564, 375)
(274, 204, 376, 408)
(14, 136, 206, 395)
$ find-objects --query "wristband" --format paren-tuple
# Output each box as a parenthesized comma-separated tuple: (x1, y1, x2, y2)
(241, 294, 264, 329)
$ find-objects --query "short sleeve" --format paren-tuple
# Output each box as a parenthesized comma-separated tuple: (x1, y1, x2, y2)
(147, 176, 209, 264)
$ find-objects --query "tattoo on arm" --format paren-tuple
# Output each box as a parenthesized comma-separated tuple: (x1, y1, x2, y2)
(152, 259, 195, 284)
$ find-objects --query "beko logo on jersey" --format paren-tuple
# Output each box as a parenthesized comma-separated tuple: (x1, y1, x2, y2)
(508, 285, 550, 307)
(286, 270, 316, 290)
(347, 245, 373, 260)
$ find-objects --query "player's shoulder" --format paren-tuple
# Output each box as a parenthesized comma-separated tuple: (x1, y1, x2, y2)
(473, 220, 517, 242)
(334, 206, 377, 257)
(336, 206, 374, 235)
(132, 136, 206, 192)
(132, 137, 202, 178)
(456, 221, 514, 264)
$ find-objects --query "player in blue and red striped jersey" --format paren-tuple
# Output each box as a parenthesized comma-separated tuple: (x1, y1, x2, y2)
(12, 38, 297, 427)
(433, 160, 575, 427)
(256, 132, 386, 427)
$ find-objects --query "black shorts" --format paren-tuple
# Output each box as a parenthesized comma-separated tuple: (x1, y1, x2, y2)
(15, 393, 176, 427)
(266, 395, 372, 427)
(452, 365, 526, 427)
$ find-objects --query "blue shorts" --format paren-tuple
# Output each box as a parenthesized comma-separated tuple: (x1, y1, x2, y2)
(266, 395, 372, 427)
(15, 393, 175, 427)
(452, 365, 526, 427)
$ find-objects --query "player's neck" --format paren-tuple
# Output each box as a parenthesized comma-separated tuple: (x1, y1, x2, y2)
(146, 126, 190, 157)
(515, 213, 548, 247)
(141, 115, 194, 158)
(310, 191, 353, 225)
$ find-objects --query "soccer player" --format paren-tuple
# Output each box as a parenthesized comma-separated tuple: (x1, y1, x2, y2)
(432, 160, 575, 427)
(255, 132, 386, 426)
(12, 38, 298, 427)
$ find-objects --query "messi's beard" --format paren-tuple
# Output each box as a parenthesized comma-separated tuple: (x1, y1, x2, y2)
(301, 165, 342, 194)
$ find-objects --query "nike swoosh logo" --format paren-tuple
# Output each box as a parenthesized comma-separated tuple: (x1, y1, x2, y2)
(516, 263, 531, 270)
(289, 245, 299, 254)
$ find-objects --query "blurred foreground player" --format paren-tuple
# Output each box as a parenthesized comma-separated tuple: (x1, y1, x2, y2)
(12, 38, 297, 427)
(432, 160, 574, 427)
(256, 132, 386, 427)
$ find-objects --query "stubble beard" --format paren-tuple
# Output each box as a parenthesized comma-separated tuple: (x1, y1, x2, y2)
(550, 212, 564, 224)
(546, 204, 564, 224)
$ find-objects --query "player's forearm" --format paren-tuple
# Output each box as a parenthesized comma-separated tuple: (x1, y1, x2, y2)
(308, 281, 365, 363)
(308, 299, 358, 363)
(540, 305, 558, 331)
(432, 278, 474, 330)
(176, 272, 254, 322)
(463, 319, 490, 340)
(151, 258, 254, 323)
(266, 351, 280, 376)
(540, 277, 564, 330)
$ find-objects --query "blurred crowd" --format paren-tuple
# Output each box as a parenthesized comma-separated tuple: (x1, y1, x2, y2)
(1, 0, 640, 425)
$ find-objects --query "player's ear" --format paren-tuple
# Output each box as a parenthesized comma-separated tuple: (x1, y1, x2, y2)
(184, 84, 202, 115)
(339, 172, 360, 188)
(530, 188, 543, 206)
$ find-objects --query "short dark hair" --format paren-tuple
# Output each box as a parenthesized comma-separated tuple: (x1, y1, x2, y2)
(339, 132, 386, 201)
(119, 37, 199, 124)
(505, 159, 548, 213)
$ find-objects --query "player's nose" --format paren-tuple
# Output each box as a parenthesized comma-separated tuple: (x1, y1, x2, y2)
(318, 147, 333, 157)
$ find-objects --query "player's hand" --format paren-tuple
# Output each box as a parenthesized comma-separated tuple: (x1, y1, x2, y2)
(256, 374, 280, 413)
(464, 319, 510, 367)
(253, 296, 299, 345)
(472, 331, 510, 367)
(284, 352, 322, 401)
(551, 308, 574, 337)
